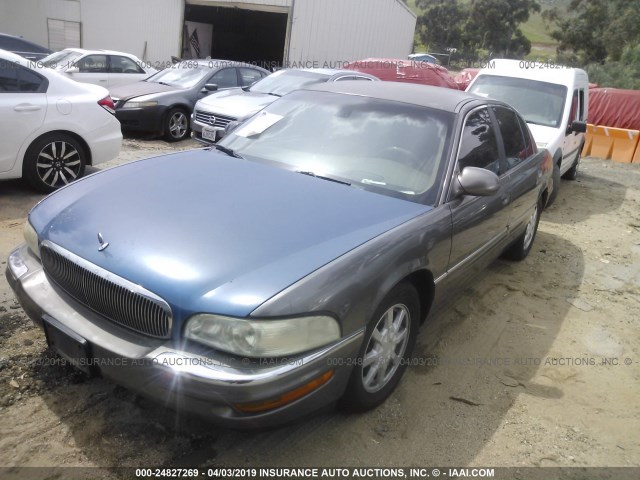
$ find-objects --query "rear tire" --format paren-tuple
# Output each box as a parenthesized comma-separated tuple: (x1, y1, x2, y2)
(341, 283, 419, 411)
(23, 133, 86, 193)
(164, 108, 189, 142)
(503, 199, 541, 261)
(545, 160, 561, 207)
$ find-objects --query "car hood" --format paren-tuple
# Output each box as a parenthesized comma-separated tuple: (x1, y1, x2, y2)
(109, 81, 178, 102)
(30, 151, 430, 324)
(196, 89, 277, 119)
(527, 123, 562, 147)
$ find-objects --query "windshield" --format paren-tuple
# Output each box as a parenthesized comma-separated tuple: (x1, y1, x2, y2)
(469, 75, 568, 128)
(41, 50, 81, 68)
(218, 90, 454, 205)
(147, 63, 210, 88)
(250, 70, 329, 96)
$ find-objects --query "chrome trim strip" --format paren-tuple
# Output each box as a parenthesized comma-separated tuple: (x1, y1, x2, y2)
(40, 240, 173, 339)
(434, 229, 507, 285)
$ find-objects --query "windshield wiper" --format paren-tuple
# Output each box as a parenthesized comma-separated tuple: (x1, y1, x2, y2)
(213, 144, 244, 159)
(296, 171, 350, 186)
(267, 92, 282, 97)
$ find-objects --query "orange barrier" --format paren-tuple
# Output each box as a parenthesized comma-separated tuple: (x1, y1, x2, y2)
(633, 141, 640, 164)
(586, 125, 640, 163)
(582, 124, 597, 156)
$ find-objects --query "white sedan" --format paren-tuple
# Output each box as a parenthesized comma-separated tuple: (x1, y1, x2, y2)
(0, 49, 122, 192)
(40, 48, 157, 90)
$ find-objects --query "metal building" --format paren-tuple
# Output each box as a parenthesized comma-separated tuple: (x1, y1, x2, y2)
(0, 0, 416, 68)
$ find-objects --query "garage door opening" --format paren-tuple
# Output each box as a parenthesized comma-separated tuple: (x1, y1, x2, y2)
(183, 4, 288, 69)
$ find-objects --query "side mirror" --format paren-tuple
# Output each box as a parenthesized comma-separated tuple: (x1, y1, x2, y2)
(65, 66, 79, 74)
(203, 83, 218, 92)
(453, 167, 500, 197)
(570, 120, 587, 133)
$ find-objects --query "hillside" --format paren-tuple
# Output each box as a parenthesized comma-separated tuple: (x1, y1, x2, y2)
(406, 0, 571, 59)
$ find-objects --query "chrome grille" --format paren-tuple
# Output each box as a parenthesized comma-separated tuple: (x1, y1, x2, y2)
(41, 242, 172, 339)
(194, 110, 236, 128)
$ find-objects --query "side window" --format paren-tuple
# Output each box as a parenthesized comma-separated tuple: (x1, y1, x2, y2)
(569, 90, 579, 123)
(210, 68, 238, 89)
(458, 107, 500, 174)
(492, 106, 530, 171)
(0, 62, 45, 93)
(110, 56, 144, 74)
(76, 55, 108, 73)
(517, 115, 535, 158)
(239, 68, 263, 87)
(578, 89, 585, 121)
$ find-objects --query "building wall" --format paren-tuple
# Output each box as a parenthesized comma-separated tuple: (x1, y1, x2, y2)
(0, 0, 183, 64)
(80, 0, 183, 63)
(287, 0, 416, 66)
(0, 0, 416, 65)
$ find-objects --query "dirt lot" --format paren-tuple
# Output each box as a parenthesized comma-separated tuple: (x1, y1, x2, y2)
(0, 139, 639, 474)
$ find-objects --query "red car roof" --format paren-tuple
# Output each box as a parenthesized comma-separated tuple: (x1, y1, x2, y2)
(344, 58, 460, 90)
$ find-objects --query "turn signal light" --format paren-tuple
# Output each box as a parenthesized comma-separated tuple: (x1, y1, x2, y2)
(234, 370, 334, 414)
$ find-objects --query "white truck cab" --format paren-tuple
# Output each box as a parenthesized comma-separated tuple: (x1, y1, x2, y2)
(467, 60, 588, 204)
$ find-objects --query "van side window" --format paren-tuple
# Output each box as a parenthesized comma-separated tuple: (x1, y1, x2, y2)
(578, 89, 585, 121)
(458, 107, 500, 175)
(569, 90, 579, 123)
(492, 106, 530, 171)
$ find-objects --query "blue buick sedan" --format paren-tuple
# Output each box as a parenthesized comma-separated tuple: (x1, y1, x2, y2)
(6, 82, 552, 427)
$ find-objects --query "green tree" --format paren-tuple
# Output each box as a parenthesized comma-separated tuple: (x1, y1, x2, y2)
(543, 0, 640, 63)
(415, 0, 540, 59)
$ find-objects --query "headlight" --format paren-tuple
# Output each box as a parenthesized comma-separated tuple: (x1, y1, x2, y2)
(23, 219, 40, 259)
(122, 100, 158, 109)
(184, 314, 341, 358)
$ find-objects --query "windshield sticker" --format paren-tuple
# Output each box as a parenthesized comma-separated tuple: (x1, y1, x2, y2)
(234, 111, 284, 137)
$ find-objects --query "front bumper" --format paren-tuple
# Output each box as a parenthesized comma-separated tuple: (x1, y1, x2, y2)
(115, 105, 168, 135)
(6, 244, 362, 428)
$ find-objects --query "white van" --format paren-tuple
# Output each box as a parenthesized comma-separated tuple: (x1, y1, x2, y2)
(467, 60, 588, 205)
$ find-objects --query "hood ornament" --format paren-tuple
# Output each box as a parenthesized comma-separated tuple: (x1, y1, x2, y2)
(97, 233, 109, 252)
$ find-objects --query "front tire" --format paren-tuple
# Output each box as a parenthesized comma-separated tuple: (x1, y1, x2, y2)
(341, 283, 419, 411)
(503, 199, 541, 261)
(23, 133, 86, 193)
(546, 160, 561, 207)
(562, 146, 582, 181)
(164, 108, 189, 142)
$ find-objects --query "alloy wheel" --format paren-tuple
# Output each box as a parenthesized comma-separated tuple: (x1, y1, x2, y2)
(169, 111, 188, 139)
(362, 303, 411, 393)
(36, 141, 82, 188)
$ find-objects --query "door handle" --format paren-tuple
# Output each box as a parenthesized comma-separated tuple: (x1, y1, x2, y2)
(14, 104, 41, 112)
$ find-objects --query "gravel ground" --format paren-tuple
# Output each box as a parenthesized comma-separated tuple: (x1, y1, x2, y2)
(0, 138, 638, 475)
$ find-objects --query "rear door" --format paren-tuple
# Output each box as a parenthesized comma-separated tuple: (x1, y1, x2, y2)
(0, 63, 47, 173)
(447, 106, 512, 274)
(70, 54, 109, 87)
(491, 105, 541, 234)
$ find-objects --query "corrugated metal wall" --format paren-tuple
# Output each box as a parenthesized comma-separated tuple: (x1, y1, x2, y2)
(287, 0, 416, 66)
(0, 0, 416, 66)
(80, 0, 183, 63)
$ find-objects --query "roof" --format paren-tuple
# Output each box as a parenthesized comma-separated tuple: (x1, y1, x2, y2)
(344, 58, 458, 89)
(304, 80, 480, 112)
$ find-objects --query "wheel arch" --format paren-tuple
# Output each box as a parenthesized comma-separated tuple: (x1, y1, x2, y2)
(396, 269, 436, 325)
(22, 130, 92, 174)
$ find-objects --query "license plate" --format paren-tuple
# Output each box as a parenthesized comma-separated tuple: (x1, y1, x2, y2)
(43, 315, 92, 375)
(202, 126, 217, 142)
